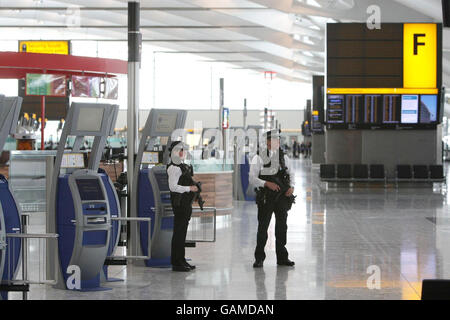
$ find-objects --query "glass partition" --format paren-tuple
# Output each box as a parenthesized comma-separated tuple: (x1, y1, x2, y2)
(188, 158, 233, 173)
(9, 151, 56, 213)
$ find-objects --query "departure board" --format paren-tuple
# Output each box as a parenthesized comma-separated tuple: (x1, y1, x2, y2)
(327, 24, 403, 88)
(326, 23, 442, 130)
(364, 95, 382, 124)
(420, 95, 438, 123)
(401, 95, 419, 124)
(327, 95, 345, 123)
(383, 95, 401, 124)
(345, 95, 363, 124)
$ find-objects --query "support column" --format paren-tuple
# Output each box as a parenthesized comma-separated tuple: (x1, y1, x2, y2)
(127, 2, 142, 262)
(219, 78, 224, 134)
(219, 78, 225, 151)
(41, 96, 45, 150)
(127, 1, 141, 207)
(243, 98, 247, 129)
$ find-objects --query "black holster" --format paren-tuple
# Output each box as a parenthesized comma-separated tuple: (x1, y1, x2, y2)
(255, 188, 266, 208)
(171, 193, 182, 207)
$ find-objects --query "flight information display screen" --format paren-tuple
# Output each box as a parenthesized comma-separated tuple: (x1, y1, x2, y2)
(327, 93, 438, 129)
(327, 95, 345, 123)
(401, 95, 419, 124)
(364, 95, 382, 124)
(76, 179, 105, 201)
(345, 95, 363, 124)
(383, 95, 401, 124)
(420, 95, 438, 123)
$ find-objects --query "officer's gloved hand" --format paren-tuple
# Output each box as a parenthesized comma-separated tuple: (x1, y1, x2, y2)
(285, 188, 294, 197)
(264, 181, 280, 192)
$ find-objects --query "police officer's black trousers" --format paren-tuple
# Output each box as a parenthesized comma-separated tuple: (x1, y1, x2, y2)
(254, 200, 289, 263)
(171, 205, 192, 266)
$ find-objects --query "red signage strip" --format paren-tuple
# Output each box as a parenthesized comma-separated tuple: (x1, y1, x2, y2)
(0, 52, 127, 79)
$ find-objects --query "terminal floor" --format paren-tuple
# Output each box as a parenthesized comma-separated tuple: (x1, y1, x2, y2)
(10, 159, 450, 300)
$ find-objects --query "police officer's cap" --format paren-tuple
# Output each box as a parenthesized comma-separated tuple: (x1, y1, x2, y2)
(264, 129, 281, 140)
(168, 141, 188, 152)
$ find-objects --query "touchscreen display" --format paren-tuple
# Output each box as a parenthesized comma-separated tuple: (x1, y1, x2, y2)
(76, 179, 104, 201)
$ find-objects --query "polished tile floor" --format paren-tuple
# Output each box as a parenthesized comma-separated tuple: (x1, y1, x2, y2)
(9, 159, 450, 300)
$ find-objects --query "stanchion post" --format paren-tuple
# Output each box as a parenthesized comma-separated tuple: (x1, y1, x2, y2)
(21, 214, 28, 300)
(41, 96, 45, 151)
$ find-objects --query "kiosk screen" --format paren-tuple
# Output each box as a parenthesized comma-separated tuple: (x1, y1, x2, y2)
(76, 179, 105, 201)
(155, 113, 178, 134)
(142, 151, 160, 164)
(76, 107, 104, 132)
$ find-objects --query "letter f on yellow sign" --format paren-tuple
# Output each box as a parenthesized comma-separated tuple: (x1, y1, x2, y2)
(403, 24, 437, 89)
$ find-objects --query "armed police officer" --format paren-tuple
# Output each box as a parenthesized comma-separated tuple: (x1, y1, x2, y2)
(249, 129, 296, 268)
(167, 141, 199, 272)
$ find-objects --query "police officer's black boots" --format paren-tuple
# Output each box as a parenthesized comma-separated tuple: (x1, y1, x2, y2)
(277, 259, 295, 267)
(184, 261, 196, 270)
(253, 260, 264, 268)
(172, 265, 191, 272)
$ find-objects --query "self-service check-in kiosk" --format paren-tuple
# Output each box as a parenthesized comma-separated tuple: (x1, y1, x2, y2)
(47, 102, 120, 291)
(131, 109, 187, 267)
(0, 95, 23, 300)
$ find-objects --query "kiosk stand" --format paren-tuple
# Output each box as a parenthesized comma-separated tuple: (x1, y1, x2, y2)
(47, 102, 120, 291)
(130, 109, 187, 267)
(0, 95, 23, 300)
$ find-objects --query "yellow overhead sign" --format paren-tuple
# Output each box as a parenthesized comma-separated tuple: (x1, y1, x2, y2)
(327, 88, 438, 95)
(19, 41, 70, 55)
(403, 24, 437, 89)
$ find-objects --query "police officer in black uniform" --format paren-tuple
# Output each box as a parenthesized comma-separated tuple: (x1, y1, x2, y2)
(250, 130, 296, 268)
(167, 141, 199, 272)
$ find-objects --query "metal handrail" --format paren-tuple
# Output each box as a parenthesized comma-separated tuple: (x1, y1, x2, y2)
(109, 216, 151, 260)
(188, 207, 217, 243)
(6, 233, 59, 239)
(5, 228, 59, 300)
(192, 206, 216, 212)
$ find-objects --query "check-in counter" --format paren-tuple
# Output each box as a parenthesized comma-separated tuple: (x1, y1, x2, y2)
(190, 159, 233, 215)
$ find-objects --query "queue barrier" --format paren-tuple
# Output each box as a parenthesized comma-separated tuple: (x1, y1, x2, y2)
(1, 215, 59, 300)
(106, 216, 152, 263)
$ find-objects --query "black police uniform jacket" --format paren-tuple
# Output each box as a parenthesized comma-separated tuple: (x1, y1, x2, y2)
(167, 162, 195, 208)
(256, 148, 294, 211)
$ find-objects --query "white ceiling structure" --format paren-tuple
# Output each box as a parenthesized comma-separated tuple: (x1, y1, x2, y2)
(0, 0, 448, 85)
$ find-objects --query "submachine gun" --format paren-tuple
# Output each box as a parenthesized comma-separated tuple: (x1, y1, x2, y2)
(192, 181, 206, 211)
(187, 166, 206, 211)
(255, 166, 296, 210)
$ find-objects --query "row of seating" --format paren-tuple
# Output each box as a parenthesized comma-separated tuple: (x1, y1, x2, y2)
(396, 165, 445, 182)
(320, 164, 445, 183)
(320, 164, 386, 181)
